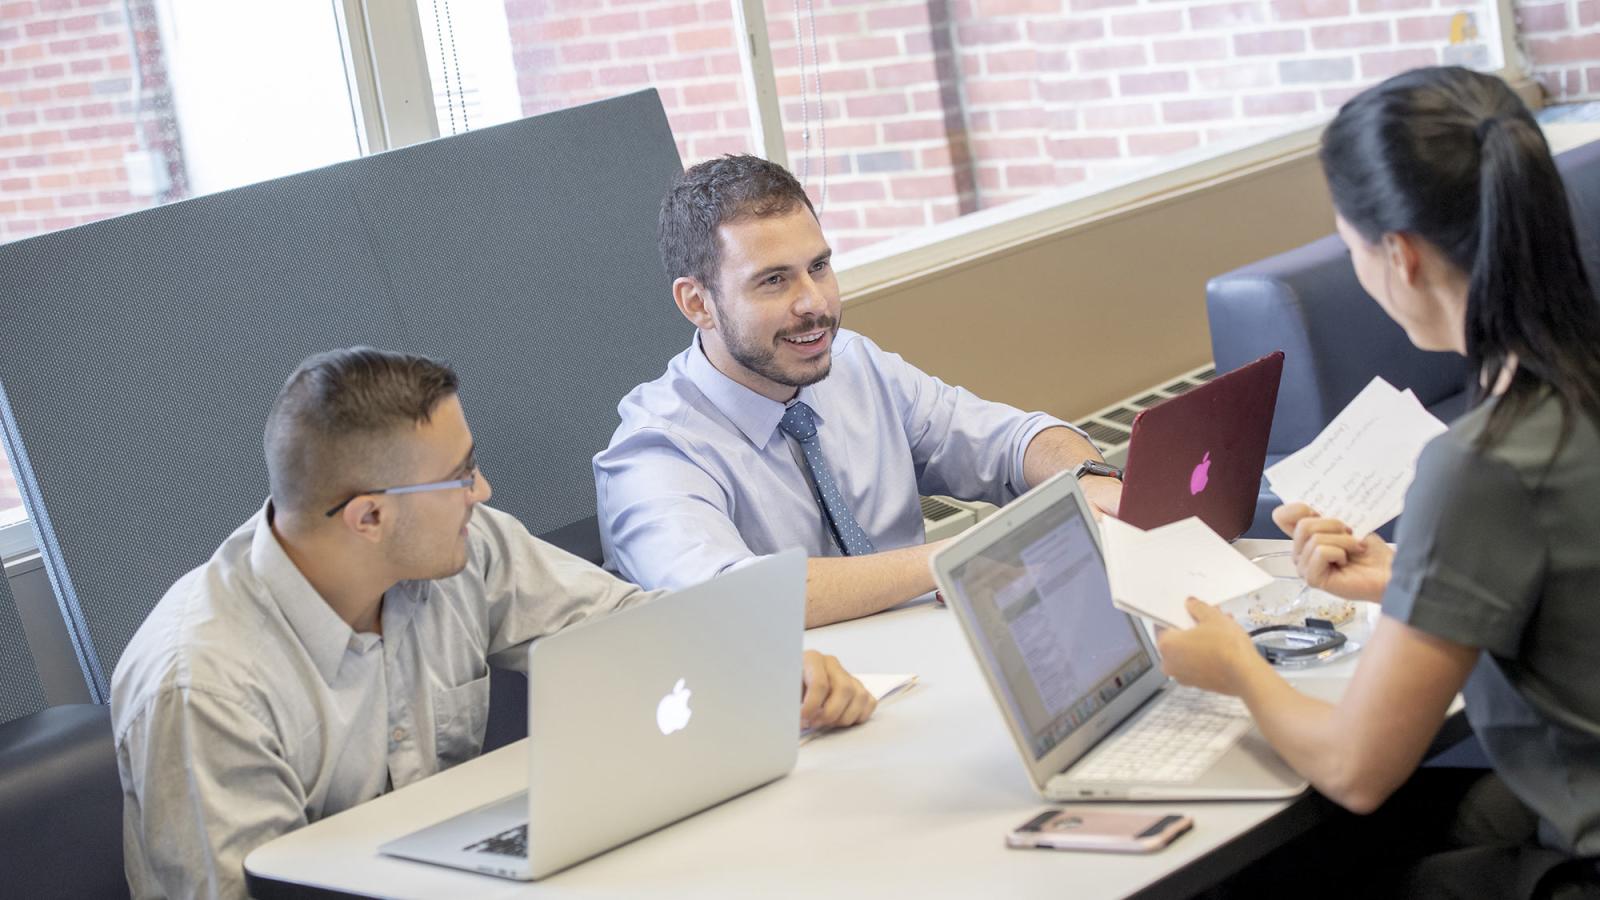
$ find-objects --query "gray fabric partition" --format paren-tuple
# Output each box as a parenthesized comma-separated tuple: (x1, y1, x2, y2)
(0, 90, 689, 700)
(0, 572, 47, 725)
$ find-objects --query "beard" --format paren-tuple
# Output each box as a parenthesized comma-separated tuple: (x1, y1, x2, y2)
(714, 307, 841, 389)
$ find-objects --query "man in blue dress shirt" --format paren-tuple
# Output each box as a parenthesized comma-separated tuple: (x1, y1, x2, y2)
(595, 156, 1122, 627)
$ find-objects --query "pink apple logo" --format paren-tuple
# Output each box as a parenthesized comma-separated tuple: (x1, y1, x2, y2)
(1190, 452, 1212, 495)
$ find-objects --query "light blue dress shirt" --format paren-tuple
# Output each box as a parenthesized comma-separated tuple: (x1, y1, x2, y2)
(594, 328, 1081, 591)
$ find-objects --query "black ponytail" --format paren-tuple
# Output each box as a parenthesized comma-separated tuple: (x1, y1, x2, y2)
(1320, 66, 1600, 450)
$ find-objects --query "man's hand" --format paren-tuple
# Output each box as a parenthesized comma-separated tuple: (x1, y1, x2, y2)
(1080, 474, 1123, 517)
(800, 650, 876, 730)
(1271, 503, 1393, 602)
(1154, 598, 1261, 696)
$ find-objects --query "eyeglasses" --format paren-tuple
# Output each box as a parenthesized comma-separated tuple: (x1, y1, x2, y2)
(325, 460, 481, 518)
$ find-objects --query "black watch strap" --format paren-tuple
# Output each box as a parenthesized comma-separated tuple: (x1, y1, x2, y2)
(1074, 459, 1123, 481)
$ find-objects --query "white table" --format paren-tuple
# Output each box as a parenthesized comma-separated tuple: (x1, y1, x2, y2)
(245, 540, 1383, 900)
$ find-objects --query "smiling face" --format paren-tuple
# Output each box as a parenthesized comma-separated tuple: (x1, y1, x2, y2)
(692, 205, 842, 401)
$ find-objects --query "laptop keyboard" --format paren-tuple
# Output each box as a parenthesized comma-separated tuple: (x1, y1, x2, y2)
(1068, 686, 1251, 784)
(464, 824, 528, 858)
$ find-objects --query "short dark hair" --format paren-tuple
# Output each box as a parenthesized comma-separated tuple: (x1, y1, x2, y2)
(1321, 66, 1600, 449)
(264, 347, 460, 517)
(658, 154, 817, 292)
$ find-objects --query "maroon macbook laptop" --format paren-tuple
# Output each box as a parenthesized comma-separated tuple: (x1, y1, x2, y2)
(1115, 350, 1284, 541)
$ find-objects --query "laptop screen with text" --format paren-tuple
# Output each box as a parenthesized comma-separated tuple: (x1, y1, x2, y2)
(946, 498, 1152, 760)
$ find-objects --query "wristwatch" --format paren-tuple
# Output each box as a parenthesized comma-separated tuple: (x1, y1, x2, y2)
(1073, 459, 1124, 481)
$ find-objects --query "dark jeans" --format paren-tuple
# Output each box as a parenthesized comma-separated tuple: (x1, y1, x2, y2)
(1209, 769, 1600, 899)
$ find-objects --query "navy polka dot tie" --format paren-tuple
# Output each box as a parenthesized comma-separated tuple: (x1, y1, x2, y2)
(779, 401, 877, 556)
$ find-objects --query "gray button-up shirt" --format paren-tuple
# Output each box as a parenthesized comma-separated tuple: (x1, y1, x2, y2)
(594, 328, 1077, 591)
(110, 501, 656, 899)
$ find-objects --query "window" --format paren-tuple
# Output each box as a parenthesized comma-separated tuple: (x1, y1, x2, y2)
(413, 0, 757, 161)
(0, 0, 366, 547)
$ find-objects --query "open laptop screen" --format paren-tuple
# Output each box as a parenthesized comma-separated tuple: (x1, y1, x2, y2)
(945, 497, 1153, 760)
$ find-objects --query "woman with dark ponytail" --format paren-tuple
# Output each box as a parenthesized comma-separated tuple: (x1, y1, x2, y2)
(1159, 66, 1600, 898)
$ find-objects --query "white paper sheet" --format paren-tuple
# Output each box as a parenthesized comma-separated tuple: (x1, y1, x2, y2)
(800, 673, 918, 744)
(1101, 516, 1273, 629)
(1263, 377, 1448, 538)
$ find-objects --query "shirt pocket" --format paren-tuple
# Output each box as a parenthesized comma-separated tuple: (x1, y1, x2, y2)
(431, 675, 490, 770)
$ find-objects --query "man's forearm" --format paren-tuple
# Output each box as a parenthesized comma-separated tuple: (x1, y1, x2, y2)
(804, 541, 948, 627)
(1021, 425, 1103, 490)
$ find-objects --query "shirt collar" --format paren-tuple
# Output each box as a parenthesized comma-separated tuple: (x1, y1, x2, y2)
(685, 332, 825, 450)
(250, 500, 359, 685)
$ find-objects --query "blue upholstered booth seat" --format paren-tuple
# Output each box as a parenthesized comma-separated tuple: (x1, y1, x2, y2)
(0, 703, 127, 898)
(1208, 138, 1600, 538)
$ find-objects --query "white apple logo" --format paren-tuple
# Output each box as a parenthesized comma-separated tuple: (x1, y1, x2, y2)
(656, 678, 693, 735)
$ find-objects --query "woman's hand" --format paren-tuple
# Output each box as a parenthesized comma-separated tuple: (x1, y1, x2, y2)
(1155, 598, 1262, 696)
(1271, 503, 1394, 602)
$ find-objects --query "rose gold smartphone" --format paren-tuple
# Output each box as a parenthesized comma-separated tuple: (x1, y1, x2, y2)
(1006, 809, 1193, 853)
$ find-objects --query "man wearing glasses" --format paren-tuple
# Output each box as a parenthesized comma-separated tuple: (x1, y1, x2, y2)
(110, 347, 874, 900)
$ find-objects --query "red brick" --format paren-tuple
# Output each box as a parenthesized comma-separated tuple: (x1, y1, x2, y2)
(0, 3, 35, 19)
(891, 174, 959, 200)
(875, 60, 935, 87)
(597, 64, 648, 88)
(1084, 103, 1157, 128)
(1356, 0, 1426, 10)
(1516, 3, 1568, 32)
(1071, 0, 1135, 9)
(683, 80, 740, 106)
(1028, 19, 1104, 43)
(864, 205, 927, 230)
(965, 78, 1034, 104)
(846, 94, 909, 117)
(883, 119, 947, 142)
(837, 36, 901, 62)
(1581, 0, 1600, 27)
(1312, 21, 1391, 49)
(24, 20, 60, 38)
(994, 108, 1048, 129)
(1527, 34, 1600, 64)
(588, 11, 640, 34)
(653, 57, 707, 80)
(1360, 47, 1438, 78)
(987, 49, 1041, 74)
(1119, 70, 1189, 95)
(973, 0, 1064, 14)
(531, 17, 583, 40)
(1129, 131, 1201, 155)
(1164, 97, 1236, 122)
(957, 20, 1022, 44)
(1270, 0, 1348, 18)
(709, 52, 744, 75)
(0, 176, 31, 191)
(558, 41, 611, 64)
(1005, 163, 1058, 188)
(867, 5, 930, 30)
(974, 136, 1043, 159)
(1242, 91, 1317, 115)
(1320, 85, 1364, 107)
(1154, 36, 1229, 63)
(1039, 77, 1113, 102)
(645, 4, 699, 28)
(673, 27, 730, 54)
(1077, 43, 1146, 70)
(22, 195, 54, 212)
(920, 145, 959, 169)
(817, 70, 871, 93)
(1110, 9, 1185, 36)
(826, 180, 888, 203)
(1189, 2, 1268, 29)
(1233, 29, 1306, 55)
(1048, 137, 1120, 159)
(617, 35, 670, 57)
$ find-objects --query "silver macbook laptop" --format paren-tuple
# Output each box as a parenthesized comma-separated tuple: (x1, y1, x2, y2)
(931, 473, 1306, 801)
(380, 548, 805, 880)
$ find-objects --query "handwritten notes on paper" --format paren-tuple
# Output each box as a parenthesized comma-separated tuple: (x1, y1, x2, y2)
(1264, 377, 1448, 538)
(1101, 516, 1273, 629)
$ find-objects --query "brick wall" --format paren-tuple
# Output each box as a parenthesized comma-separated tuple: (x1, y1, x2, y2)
(1515, 0, 1600, 101)
(0, 0, 185, 244)
(499, 1, 1505, 251)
